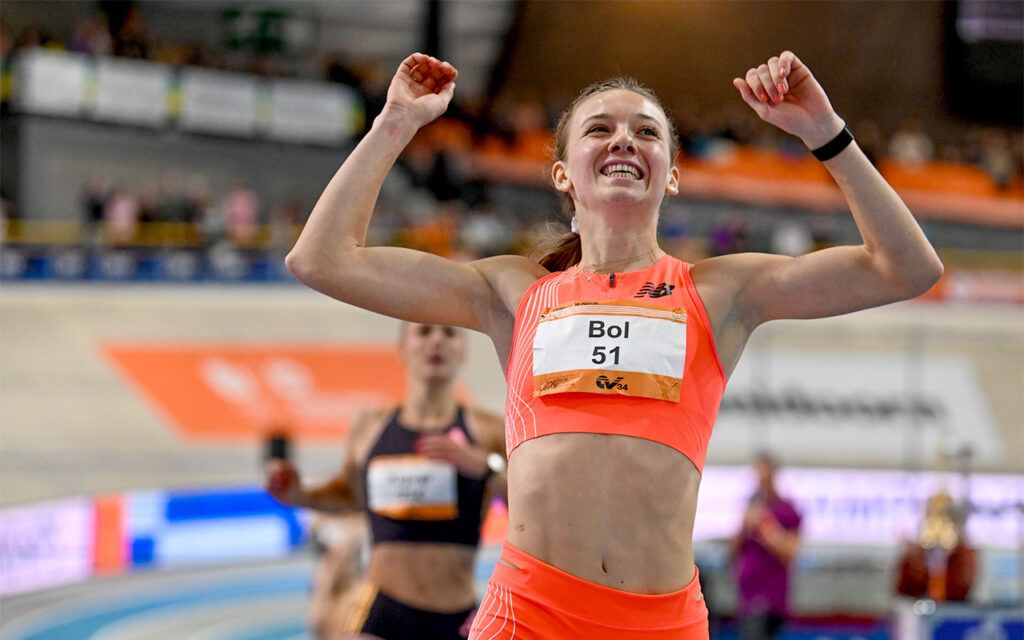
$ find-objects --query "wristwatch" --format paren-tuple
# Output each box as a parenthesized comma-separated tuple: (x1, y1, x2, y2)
(486, 452, 507, 475)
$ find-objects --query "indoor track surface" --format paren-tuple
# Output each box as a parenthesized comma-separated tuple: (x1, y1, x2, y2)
(1, 557, 315, 640)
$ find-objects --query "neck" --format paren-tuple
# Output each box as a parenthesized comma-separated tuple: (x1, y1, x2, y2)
(576, 215, 662, 273)
(574, 203, 663, 273)
(400, 380, 458, 430)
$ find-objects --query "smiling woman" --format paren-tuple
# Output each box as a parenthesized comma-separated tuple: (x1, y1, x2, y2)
(540, 77, 681, 273)
(283, 51, 942, 639)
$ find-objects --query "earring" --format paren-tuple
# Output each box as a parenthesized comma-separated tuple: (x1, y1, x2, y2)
(570, 216, 580, 234)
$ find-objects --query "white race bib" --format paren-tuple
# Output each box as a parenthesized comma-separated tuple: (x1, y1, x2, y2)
(367, 455, 457, 520)
(532, 300, 687, 402)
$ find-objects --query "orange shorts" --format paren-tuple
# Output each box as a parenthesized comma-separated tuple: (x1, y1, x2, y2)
(469, 543, 709, 639)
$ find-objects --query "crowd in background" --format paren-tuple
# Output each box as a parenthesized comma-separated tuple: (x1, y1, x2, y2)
(1, 7, 1021, 265)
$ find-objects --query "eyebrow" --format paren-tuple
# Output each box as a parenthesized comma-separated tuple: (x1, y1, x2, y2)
(581, 113, 661, 127)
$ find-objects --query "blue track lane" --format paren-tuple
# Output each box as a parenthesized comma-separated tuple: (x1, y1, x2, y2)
(5, 568, 311, 640)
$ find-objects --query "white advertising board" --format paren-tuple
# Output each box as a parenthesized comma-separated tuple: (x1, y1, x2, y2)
(267, 79, 358, 144)
(178, 68, 258, 136)
(93, 56, 171, 127)
(712, 348, 1002, 467)
(0, 498, 93, 595)
(695, 466, 1024, 549)
(15, 49, 88, 117)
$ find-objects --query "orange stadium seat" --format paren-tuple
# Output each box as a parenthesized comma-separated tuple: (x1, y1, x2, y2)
(880, 161, 1002, 199)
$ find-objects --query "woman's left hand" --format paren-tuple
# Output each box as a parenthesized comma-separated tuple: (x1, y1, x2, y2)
(733, 51, 845, 149)
(416, 433, 490, 478)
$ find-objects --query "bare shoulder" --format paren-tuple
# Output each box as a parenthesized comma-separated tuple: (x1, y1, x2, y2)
(465, 405, 506, 454)
(471, 254, 548, 312)
(690, 252, 785, 289)
(347, 406, 395, 463)
(690, 253, 789, 325)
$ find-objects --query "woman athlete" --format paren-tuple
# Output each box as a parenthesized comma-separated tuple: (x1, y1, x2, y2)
(285, 51, 942, 639)
(266, 323, 506, 639)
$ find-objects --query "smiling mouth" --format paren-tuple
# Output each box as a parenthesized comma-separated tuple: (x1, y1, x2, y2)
(600, 164, 643, 180)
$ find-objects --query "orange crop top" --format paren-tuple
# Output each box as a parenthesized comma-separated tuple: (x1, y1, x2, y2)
(504, 255, 726, 473)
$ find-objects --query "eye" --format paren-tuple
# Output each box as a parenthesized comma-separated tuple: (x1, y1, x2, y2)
(586, 124, 609, 134)
(639, 126, 659, 137)
(417, 325, 431, 336)
(442, 327, 456, 338)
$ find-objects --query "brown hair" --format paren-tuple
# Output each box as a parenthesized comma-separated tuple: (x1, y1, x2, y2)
(539, 78, 679, 272)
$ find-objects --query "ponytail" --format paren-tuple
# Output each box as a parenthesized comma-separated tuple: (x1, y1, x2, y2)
(539, 232, 582, 272)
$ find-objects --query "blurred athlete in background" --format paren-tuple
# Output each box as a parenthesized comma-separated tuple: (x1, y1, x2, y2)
(267, 322, 506, 639)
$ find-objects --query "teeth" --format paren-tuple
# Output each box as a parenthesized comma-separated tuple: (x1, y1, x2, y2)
(601, 164, 641, 179)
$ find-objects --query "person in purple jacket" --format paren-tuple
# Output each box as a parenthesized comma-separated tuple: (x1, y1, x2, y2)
(731, 452, 802, 640)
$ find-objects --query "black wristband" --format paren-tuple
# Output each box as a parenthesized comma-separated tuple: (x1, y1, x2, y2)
(811, 125, 854, 161)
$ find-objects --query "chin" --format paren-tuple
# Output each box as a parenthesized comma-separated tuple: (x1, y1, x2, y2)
(424, 368, 454, 382)
(603, 192, 660, 212)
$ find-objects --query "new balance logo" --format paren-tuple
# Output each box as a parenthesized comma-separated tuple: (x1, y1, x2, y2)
(595, 375, 628, 391)
(634, 282, 675, 298)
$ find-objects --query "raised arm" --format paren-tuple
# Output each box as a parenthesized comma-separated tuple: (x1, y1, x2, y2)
(694, 51, 943, 349)
(285, 53, 542, 337)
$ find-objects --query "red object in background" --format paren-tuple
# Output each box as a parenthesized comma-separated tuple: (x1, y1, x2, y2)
(92, 495, 125, 576)
(895, 542, 977, 602)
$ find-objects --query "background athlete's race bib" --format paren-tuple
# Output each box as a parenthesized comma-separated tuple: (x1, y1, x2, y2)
(532, 300, 686, 402)
(366, 455, 458, 520)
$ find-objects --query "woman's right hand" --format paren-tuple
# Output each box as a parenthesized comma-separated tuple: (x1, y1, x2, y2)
(265, 459, 305, 506)
(381, 52, 458, 131)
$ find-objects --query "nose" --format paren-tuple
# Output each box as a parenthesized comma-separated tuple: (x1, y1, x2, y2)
(425, 326, 449, 347)
(609, 127, 636, 154)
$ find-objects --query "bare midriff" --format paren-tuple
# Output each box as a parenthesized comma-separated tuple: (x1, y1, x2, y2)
(506, 432, 701, 594)
(368, 543, 477, 612)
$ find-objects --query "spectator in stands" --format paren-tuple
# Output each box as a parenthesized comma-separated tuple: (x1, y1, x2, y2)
(709, 214, 749, 256)
(0, 189, 13, 243)
(852, 119, 884, 167)
(136, 184, 161, 226)
(103, 186, 139, 245)
(889, 119, 934, 166)
(0, 20, 12, 111)
(507, 101, 553, 163)
(731, 453, 802, 640)
(81, 172, 110, 246)
(770, 220, 813, 257)
(14, 24, 54, 51)
(268, 198, 303, 258)
(157, 170, 196, 246)
(895, 490, 977, 602)
(222, 180, 261, 247)
(1, 19, 17, 69)
(979, 128, 1014, 191)
(401, 137, 464, 204)
(325, 54, 363, 91)
(460, 202, 513, 258)
(68, 13, 112, 56)
(108, 2, 151, 60)
(181, 173, 213, 246)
